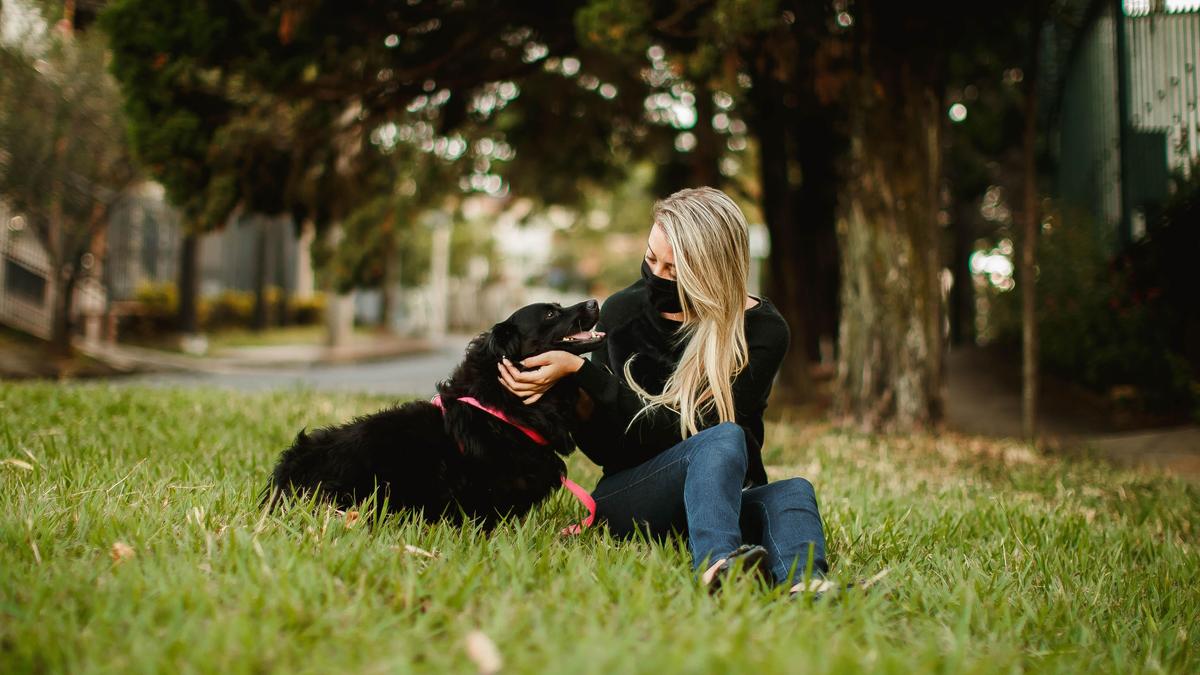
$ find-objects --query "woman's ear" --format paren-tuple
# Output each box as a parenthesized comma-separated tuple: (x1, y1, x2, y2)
(485, 321, 520, 360)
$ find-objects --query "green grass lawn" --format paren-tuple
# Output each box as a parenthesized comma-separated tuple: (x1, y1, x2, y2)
(1, 383, 1197, 673)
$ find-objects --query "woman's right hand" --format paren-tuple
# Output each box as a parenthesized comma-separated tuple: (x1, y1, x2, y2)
(497, 351, 584, 405)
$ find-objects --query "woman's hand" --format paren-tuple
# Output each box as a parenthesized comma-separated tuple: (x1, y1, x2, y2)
(497, 351, 585, 405)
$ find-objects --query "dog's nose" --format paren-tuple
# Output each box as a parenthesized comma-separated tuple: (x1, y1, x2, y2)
(585, 299, 598, 312)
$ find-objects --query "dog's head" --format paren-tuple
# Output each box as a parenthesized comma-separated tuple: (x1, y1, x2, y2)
(484, 299, 606, 362)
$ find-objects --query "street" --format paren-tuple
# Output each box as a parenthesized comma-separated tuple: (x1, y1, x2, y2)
(112, 334, 472, 396)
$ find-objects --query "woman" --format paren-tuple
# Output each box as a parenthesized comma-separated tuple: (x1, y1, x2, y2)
(498, 186, 828, 593)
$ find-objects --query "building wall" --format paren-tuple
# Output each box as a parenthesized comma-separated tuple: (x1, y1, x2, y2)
(1057, 4, 1123, 233)
(0, 203, 53, 338)
(198, 212, 300, 297)
(104, 182, 181, 300)
(105, 182, 306, 300)
(1055, 4, 1198, 243)
(1124, 8, 1200, 177)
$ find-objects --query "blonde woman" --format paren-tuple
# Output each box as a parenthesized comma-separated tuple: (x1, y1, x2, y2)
(499, 187, 828, 593)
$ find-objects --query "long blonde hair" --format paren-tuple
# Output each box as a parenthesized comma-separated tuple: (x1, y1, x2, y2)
(623, 186, 751, 438)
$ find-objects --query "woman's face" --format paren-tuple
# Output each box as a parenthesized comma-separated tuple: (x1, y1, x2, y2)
(644, 223, 677, 281)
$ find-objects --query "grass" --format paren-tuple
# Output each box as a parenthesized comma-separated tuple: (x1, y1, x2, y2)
(1, 382, 1197, 674)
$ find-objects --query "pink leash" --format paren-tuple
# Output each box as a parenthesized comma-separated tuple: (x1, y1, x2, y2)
(431, 395, 596, 535)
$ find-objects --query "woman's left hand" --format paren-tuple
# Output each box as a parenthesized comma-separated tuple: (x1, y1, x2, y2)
(497, 351, 584, 405)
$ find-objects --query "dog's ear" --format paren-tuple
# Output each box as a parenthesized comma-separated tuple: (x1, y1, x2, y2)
(485, 321, 521, 360)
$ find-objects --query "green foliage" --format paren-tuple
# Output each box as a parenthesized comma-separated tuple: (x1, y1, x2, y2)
(0, 20, 135, 263)
(124, 282, 324, 337)
(325, 196, 400, 294)
(989, 201, 1199, 419)
(1, 383, 1198, 672)
(0, 17, 137, 346)
(574, 0, 652, 56)
(100, 0, 245, 228)
(203, 289, 257, 330)
(127, 280, 180, 335)
(548, 161, 659, 293)
(289, 293, 325, 326)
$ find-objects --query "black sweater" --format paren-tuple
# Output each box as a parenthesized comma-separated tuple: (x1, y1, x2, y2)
(571, 278, 790, 487)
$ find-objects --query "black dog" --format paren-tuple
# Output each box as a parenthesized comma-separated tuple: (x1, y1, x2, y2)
(265, 300, 605, 528)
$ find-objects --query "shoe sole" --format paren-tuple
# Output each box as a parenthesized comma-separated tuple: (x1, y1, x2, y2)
(789, 567, 891, 601)
(702, 546, 770, 592)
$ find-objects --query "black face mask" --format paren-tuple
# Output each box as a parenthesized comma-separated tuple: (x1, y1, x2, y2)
(641, 259, 683, 314)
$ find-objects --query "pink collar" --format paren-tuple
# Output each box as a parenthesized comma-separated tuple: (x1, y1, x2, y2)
(429, 393, 595, 535)
(430, 394, 549, 446)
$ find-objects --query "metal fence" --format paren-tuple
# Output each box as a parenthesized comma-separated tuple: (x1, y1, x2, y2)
(1055, 0, 1199, 246)
(0, 204, 53, 339)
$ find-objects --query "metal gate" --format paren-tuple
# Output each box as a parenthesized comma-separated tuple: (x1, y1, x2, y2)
(1055, 0, 1199, 246)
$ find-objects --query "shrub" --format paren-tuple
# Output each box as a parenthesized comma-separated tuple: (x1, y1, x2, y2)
(122, 281, 178, 337)
(289, 293, 325, 326)
(989, 193, 1199, 420)
(204, 290, 255, 330)
(122, 283, 325, 334)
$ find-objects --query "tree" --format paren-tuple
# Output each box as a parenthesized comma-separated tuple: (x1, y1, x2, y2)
(103, 1, 639, 340)
(574, 0, 845, 398)
(738, 3, 846, 397)
(0, 18, 136, 352)
(939, 0, 1073, 439)
(101, 0, 246, 334)
(829, 2, 971, 432)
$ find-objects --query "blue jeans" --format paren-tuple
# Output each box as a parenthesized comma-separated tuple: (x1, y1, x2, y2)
(591, 422, 828, 586)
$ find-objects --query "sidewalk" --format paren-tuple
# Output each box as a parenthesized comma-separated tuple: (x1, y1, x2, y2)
(76, 334, 435, 375)
(944, 345, 1200, 479)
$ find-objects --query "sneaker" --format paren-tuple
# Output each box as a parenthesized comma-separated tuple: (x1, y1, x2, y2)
(700, 544, 770, 593)
(788, 568, 890, 603)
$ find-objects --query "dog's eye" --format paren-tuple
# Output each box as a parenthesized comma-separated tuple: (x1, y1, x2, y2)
(544, 310, 556, 320)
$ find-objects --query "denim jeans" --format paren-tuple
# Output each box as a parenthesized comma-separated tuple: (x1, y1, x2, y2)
(591, 421, 828, 585)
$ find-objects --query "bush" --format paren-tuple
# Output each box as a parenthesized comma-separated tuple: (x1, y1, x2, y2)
(289, 293, 325, 326)
(203, 289, 255, 330)
(989, 194, 1199, 420)
(121, 281, 178, 337)
(122, 282, 325, 335)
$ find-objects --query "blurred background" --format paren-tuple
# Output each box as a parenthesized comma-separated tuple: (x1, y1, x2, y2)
(0, 0, 1197, 462)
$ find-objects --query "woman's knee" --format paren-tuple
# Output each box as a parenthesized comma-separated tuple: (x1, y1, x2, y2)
(696, 421, 746, 447)
(753, 473, 820, 504)
(782, 476, 815, 495)
(687, 422, 747, 470)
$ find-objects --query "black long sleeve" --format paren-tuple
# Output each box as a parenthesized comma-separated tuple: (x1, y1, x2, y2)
(570, 280, 789, 486)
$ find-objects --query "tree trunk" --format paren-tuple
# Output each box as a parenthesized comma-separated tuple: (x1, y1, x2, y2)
(690, 81, 721, 187)
(50, 268, 77, 355)
(790, 106, 842, 367)
(747, 63, 812, 398)
(378, 233, 396, 332)
(322, 222, 353, 348)
(294, 218, 316, 300)
(177, 231, 200, 334)
(252, 215, 269, 331)
(949, 200, 976, 346)
(275, 216, 291, 326)
(44, 203, 73, 354)
(834, 69, 945, 432)
(1020, 17, 1042, 442)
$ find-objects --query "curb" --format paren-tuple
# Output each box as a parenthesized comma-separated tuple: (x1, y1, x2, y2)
(74, 338, 437, 375)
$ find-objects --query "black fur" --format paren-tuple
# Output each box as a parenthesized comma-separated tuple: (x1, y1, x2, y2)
(264, 300, 605, 528)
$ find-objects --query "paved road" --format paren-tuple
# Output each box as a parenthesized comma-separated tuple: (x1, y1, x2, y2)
(114, 334, 472, 396)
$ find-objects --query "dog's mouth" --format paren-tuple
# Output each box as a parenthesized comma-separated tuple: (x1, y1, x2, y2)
(553, 323, 606, 347)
